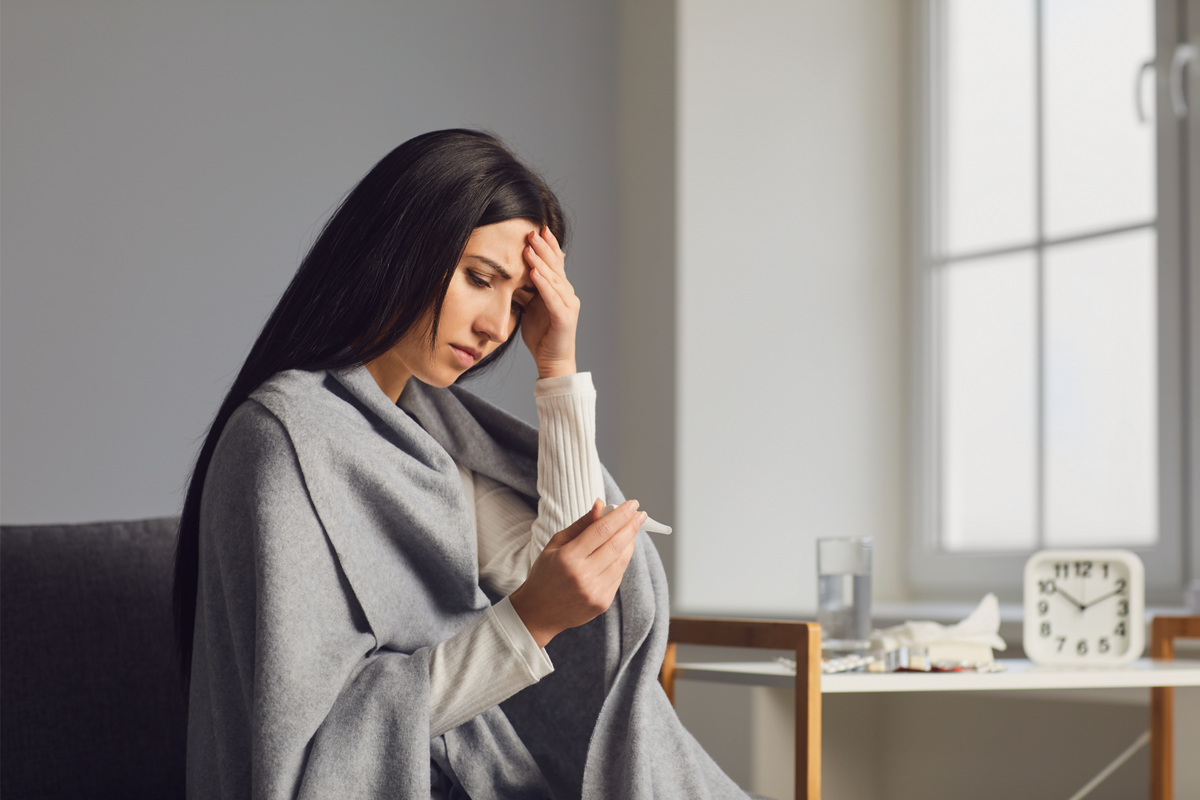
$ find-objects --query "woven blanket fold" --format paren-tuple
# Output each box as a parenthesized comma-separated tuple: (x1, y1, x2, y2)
(187, 365, 749, 800)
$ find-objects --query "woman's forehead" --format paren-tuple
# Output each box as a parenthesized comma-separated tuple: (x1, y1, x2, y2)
(462, 219, 537, 275)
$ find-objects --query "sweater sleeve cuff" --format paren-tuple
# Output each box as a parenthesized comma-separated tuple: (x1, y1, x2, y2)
(534, 371, 595, 398)
(492, 596, 554, 680)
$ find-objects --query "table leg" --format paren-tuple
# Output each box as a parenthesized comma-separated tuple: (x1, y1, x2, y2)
(1151, 685, 1173, 800)
(795, 624, 821, 800)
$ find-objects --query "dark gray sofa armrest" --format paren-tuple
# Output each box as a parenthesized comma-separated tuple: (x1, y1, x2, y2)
(1, 517, 186, 800)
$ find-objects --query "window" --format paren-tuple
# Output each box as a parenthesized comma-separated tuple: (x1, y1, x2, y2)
(911, 0, 1193, 601)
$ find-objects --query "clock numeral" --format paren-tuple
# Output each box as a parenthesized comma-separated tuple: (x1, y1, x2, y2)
(1115, 578, 1127, 594)
(1117, 600, 1128, 617)
(1039, 579, 1056, 595)
(1075, 561, 1093, 578)
(1115, 622, 1127, 637)
(1103, 563, 1110, 578)
(1055, 563, 1070, 579)
(1099, 637, 1110, 653)
(1056, 636, 1067, 653)
(1037, 600, 1049, 615)
(1040, 621, 1051, 637)
(1076, 639, 1088, 656)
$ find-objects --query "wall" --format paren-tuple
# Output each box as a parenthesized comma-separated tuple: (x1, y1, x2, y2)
(617, 0, 679, 591)
(0, 0, 619, 524)
(674, 0, 911, 615)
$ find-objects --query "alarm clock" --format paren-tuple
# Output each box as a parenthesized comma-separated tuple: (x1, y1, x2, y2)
(1023, 550, 1145, 666)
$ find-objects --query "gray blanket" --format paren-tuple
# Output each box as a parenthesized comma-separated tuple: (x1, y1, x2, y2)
(187, 365, 750, 799)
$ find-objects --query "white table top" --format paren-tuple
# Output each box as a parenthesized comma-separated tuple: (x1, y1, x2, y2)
(674, 658, 1200, 693)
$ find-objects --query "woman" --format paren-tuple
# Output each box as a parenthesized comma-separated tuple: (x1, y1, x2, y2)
(175, 129, 752, 799)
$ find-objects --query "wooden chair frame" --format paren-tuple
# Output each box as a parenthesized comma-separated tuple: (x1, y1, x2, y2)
(1150, 615, 1200, 800)
(659, 617, 822, 800)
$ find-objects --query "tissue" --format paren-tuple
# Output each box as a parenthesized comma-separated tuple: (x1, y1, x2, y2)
(871, 593, 1007, 666)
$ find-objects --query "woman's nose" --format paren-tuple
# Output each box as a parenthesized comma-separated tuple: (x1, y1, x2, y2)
(475, 298, 512, 343)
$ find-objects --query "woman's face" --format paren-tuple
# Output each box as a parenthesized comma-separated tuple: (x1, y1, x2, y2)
(380, 218, 540, 393)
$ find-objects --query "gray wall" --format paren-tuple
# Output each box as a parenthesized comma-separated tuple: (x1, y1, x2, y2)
(1, 0, 619, 524)
(617, 0, 679, 597)
(674, 0, 910, 615)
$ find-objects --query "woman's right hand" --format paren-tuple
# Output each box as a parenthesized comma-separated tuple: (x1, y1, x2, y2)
(508, 499, 646, 648)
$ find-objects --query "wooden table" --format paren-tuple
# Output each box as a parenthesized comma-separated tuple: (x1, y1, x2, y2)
(674, 657, 1200, 798)
(676, 657, 1200, 693)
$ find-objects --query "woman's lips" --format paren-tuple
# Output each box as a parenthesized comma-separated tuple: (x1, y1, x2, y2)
(450, 344, 479, 368)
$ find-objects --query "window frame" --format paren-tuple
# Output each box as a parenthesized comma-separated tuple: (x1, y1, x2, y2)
(1187, 0, 1200, 592)
(908, 0, 1190, 605)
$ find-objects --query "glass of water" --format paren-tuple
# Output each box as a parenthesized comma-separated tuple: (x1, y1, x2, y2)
(817, 537, 873, 655)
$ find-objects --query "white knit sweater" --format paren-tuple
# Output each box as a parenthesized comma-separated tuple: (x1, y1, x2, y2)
(426, 372, 606, 737)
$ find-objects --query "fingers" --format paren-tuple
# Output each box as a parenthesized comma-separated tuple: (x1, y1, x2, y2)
(573, 503, 643, 566)
(569, 500, 639, 557)
(528, 227, 564, 267)
(521, 226, 579, 380)
(526, 242, 575, 310)
(541, 225, 565, 256)
(527, 230, 574, 298)
(527, 263, 576, 322)
(596, 527, 639, 591)
(599, 512, 640, 567)
(531, 225, 565, 262)
(547, 499, 604, 548)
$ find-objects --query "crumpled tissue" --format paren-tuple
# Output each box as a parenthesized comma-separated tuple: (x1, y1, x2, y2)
(871, 593, 1007, 665)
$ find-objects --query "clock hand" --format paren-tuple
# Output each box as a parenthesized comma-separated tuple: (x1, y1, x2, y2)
(1080, 588, 1124, 610)
(1054, 586, 1086, 611)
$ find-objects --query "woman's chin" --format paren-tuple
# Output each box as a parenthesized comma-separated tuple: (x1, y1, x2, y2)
(416, 366, 465, 389)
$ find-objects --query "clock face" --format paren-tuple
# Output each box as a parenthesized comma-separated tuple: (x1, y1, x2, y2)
(1023, 551, 1145, 666)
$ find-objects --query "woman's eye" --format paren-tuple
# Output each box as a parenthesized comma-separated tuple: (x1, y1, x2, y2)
(511, 302, 526, 316)
(466, 271, 490, 288)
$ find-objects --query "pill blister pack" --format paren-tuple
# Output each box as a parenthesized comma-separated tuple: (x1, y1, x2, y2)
(777, 655, 880, 674)
(776, 654, 1005, 675)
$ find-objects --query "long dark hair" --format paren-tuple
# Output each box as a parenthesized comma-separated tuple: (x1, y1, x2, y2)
(173, 129, 567, 688)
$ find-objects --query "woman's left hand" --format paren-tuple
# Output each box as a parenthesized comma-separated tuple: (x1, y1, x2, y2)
(521, 226, 578, 379)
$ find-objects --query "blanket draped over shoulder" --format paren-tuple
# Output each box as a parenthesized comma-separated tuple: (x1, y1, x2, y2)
(187, 366, 750, 800)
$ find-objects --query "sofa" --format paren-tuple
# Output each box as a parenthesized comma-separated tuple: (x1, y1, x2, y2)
(1, 517, 187, 799)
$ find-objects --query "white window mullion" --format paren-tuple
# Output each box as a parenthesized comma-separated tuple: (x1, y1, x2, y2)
(1035, 0, 1047, 552)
